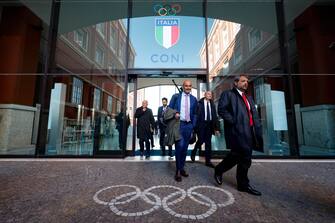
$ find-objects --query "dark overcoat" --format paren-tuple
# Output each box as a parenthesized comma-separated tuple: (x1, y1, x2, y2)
(218, 88, 264, 156)
(135, 107, 155, 140)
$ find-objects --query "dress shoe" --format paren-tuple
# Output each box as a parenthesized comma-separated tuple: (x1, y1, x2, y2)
(237, 185, 262, 196)
(214, 170, 223, 185)
(180, 170, 189, 177)
(205, 162, 215, 168)
(140, 152, 144, 156)
(175, 171, 182, 182)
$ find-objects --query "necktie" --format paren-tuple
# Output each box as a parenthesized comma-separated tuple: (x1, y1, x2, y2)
(185, 94, 190, 122)
(242, 93, 253, 126)
(206, 101, 211, 121)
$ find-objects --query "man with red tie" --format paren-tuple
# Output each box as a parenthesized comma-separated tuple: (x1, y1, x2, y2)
(214, 74, 264, 196)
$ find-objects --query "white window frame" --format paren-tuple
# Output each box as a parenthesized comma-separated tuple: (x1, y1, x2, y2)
(221, 25, 229, 52)
(109, 24, 117, 52)
(93, 88, 101, 110)
(222, 58, 229, 75)
(96, 23, 106, 39)
(95, 46, 105, 66)
(74, 29, 88, 51)
(107, 96, 113, 113)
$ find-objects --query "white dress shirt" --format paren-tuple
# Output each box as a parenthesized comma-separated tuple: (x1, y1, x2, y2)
(180, 92, 191, 121)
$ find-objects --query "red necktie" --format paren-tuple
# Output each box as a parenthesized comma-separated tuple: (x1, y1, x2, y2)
(242, 93, 253, 126)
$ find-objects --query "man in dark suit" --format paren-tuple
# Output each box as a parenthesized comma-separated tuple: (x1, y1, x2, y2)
(135, 100, 155, 158)
(169, 80, 198, 182)
(191, 91, 220, 168)
(214, 74, 263, 196)
(157, 97, 173, 157)
(115, 109, 130, 149)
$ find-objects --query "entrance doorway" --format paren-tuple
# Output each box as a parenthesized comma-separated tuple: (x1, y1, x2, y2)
(125, 70, 207, 158)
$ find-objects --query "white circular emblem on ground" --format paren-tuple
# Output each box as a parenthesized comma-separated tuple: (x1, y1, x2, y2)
(93, 184, 235, 219)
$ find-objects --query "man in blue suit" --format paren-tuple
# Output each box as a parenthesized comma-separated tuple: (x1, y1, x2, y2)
(169, 80, 198, 182)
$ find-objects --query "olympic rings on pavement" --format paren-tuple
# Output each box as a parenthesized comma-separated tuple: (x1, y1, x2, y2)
(93, 184, 235, 219)
(153, 3, 182, 16)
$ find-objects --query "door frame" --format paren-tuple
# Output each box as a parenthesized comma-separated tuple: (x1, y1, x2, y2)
(125, 69, 208, 157)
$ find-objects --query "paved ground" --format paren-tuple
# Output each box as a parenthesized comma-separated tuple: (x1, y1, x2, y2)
(0, 159, 334, 223)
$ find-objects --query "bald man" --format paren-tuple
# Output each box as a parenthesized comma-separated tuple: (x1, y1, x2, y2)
(135, 100, 155, 158)
(169, 80, 198, 182)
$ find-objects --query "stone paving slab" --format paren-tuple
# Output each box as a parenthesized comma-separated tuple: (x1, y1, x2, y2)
(0, 160, 334, 223)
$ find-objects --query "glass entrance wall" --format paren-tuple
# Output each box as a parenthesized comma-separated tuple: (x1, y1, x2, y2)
(284, 1, 335, 156)
(45, 1, 129, 155)
(0, 0, 334, 157)
(0, 1, 52, 155)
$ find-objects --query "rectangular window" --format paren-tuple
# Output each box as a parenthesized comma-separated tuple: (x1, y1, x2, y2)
(110, 25, 117, 51)
(96, 23, 106, 38)
(95, 46, 105, 66)
(116, 100, 121, 113)
(93, 88, 101, 110)
(221, 26, 228, 52)
(71, 77, 83, 105)
(233, 45, 242, 65)
(107, 96, 113, 113)
(74, 29, 88, 51)
(214, 41, 220, 64)
(249, 29, 262, 51)
(221, 58, 229, 75)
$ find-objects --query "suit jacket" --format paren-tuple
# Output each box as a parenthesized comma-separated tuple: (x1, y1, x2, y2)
(169, 93, 198, 128)
(157, 105, 168, 130)
(195, 97, 219, 135)
(218, 88, 264, 155)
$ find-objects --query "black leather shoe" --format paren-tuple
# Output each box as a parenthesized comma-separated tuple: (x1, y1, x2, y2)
(180, 170, 189, 177)
(238, 185, 262, 196)
(175, 171, 182, 182)
(205, 162, 215, 168)
(214, 171, 223, 185)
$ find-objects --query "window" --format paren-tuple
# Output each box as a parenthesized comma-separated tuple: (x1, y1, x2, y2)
(209, 52, 213, 71)
(214, 40, 220, 64)
(95, 46, 105, 66)
(96, 23, 106, 38)
(221, 58, 229, 75)
(107, 96, 113, 113)
(116, 100, 121, 113)
(249, 29, 262, 51)
(233, 45, 242, 65)
(221, 25, 229, 52)
(74, 29, 88, 51)
(110, 25, 118, 51)
(71, 77, 83, 105)
(93, 88, 101, 110)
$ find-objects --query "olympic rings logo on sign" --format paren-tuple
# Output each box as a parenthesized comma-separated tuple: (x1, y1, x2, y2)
(93, 184, 235, 220)
(153, 3, 182, 16)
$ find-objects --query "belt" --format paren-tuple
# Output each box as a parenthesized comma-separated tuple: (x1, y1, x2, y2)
(180, 120, 192, 123)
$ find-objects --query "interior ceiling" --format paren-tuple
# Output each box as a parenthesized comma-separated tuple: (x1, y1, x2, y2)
(21, 0, 320, 34)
